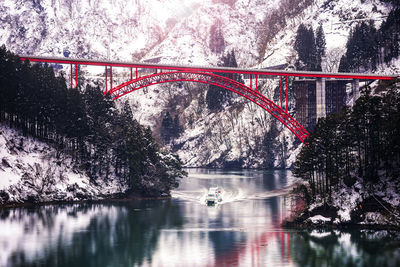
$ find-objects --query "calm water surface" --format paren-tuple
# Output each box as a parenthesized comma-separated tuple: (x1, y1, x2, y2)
(0, 169, 399, 267)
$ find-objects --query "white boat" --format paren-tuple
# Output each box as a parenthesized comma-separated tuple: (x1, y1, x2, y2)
(206, 187, 223, 206)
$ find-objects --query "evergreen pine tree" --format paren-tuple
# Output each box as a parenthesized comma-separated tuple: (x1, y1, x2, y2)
(378, 8, 400, 64)
(209, 21, 225, 54)
(161, 111, 174, 143)
(294, 24, 318, 71)
(339, 22, 378, 72)
(315, 25, 326, 71)
(173, 114, 182, 137)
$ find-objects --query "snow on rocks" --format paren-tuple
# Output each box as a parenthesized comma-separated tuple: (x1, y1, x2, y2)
(361, 212, 388, 225)
(308, 215, 331, 224)
(296, 174, 400, 228)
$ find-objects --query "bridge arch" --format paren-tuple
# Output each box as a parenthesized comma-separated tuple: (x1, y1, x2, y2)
(108, 71, 309, 143)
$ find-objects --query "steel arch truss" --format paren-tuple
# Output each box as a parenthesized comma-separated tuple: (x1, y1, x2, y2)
(109, 71, 309, 143)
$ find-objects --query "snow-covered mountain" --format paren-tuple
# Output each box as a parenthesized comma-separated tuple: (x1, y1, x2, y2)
(0, 0, 276, 64)
(0, 0, 398, 168)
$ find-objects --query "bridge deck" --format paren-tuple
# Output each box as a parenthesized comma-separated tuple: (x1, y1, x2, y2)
(20, 55, 398, 80)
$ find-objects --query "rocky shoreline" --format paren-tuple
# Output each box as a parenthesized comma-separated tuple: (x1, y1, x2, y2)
(282, 218, 400, 231)
(283, 191, 400, 231)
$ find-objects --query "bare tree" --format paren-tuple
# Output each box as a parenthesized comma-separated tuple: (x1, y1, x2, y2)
(323, 47, 345, 72)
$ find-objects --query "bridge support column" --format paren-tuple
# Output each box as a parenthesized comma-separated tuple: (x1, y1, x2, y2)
(105, 66, 108, 93)
(110, 66, 113, 89)
(70, 64, 73, 88)
(280, 77, 283, 108)
(286, 76, 289, 112)
(256, 75, 258, 92)
(352, 78, 360, 100)
(75, 64, 78, 88)
(316, 77, 326, 119)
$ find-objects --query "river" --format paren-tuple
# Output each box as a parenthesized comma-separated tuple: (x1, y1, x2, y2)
(0, 169, 399, 267)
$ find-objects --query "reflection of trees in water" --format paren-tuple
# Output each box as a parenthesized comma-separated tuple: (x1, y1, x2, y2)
(6, 200, 183, 267)
(210, 231, 247, 255)
(291, 230, 400, 267)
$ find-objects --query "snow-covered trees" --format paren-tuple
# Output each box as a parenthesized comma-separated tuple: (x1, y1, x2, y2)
(0, 46, 186, 197)
(339, 8, 400, 73)
(294, 23, 326, 71)
(258, 0, 314, 59)
(323, 48, 344, 72)
(315, 25, 326, 71)
(294, 85, 400, 204)
(209, 21, 225, 54)
(339, 21, 378, 72)
(378, 8, 400, 64)
(160, 111, 182, 143)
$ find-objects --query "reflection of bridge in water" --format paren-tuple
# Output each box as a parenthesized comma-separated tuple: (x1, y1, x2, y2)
(210, 195, 293, 267)
(20, 56, 397, 143)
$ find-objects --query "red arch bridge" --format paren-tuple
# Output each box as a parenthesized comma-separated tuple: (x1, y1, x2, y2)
(19, 56, 397, 144)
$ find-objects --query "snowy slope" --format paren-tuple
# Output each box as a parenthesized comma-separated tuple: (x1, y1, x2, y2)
(0, 125, 125, 204)
(0, 0, 208, 60)
(260, 0, 394, 71)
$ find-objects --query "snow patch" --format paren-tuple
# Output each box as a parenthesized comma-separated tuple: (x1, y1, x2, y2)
(309, 215, 331, 224)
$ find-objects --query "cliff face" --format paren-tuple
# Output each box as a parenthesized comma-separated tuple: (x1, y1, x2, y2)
(0, 0, 396, 168)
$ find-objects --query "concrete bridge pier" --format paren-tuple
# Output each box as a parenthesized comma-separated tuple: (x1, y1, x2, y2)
(352, 79, 360, 100)
(316, 77, 326, 119)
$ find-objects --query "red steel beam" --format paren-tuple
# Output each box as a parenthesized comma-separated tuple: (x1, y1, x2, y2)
(108, 71, 310, 143)
(19, 56, 397, 80)
(110, 66, 113, 89)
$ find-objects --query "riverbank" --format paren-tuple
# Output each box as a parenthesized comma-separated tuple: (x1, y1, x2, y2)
(283, 182, 400, 231)
(0, 193, 172, 209)
(1, 123, 187, 208)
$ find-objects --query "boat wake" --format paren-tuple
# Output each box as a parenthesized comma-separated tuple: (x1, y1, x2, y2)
(172, 184, 296, 206)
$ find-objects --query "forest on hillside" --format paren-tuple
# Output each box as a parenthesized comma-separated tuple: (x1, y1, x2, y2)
(0, 45, 186, 197)
(293, 7, 400, 73)
(291, 6, 400, 225)
(294, 84, 400, 206)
